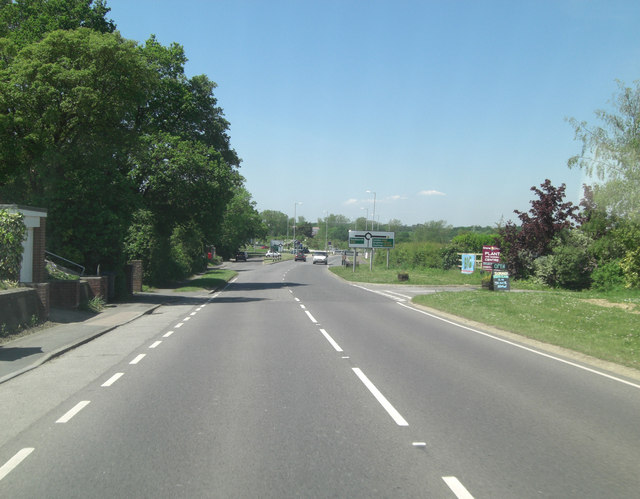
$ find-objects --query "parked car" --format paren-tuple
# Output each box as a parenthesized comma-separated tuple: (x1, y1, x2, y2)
(265, 250, 280, 258)
(312, 251, 328, 265)
(235, 251, 248, 261)
(294, 251, 306, 262)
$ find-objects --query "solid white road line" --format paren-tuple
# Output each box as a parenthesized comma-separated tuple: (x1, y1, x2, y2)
(442, 476, 474, 499)
(149, 341, 162, 349)
(352, 368, 409, 426)
(398, 302, 640, 390)
(352, 284, 406, 301)
(0, 448, 34, 482)
(130, 354, 146, 364)
(384, 290, 413, 300)
(56, 401, 91, 423)
(305, 310, 318, 323)
(101, 372, 124, 387)
(319, 329, 343, 352)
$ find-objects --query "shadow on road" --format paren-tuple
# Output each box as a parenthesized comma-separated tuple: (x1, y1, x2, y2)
(0, 346, 43, 361)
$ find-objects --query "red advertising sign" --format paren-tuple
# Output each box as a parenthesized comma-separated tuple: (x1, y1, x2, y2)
(482, 245, 501, 271)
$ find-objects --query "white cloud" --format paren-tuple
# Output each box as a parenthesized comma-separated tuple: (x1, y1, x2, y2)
(387, 195, 408, 201)
(343, 198, 358, 205)
(418, 190, 446, 196)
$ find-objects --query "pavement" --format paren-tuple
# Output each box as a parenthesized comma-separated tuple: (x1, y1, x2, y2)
(0, 288, 211, 385)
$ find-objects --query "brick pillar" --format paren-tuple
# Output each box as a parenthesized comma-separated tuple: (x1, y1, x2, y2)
(128, 260, 143, 292)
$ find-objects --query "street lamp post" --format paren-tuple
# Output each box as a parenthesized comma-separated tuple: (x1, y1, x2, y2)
(361, 207, 368, 230)
(293, 201, 302, 250)
(366, 190, 376, 230)
(324, 211, 328, 250)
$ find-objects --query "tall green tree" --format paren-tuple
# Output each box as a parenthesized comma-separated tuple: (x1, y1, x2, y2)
(0, 0, 114, 51)
(215, 187, 265, 259)
(0, 28, 155, 270)
(568, 80, 640, 219)
(261, 210, 288, 237)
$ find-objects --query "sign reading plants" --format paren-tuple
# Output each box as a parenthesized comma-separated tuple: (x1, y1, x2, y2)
(482, 245, 501, 271)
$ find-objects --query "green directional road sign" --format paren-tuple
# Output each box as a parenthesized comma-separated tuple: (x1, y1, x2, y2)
(348, 230, 395, 248)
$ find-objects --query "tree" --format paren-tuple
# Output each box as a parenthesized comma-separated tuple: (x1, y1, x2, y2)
(568, 80, 640, 220)
(0, 0, 115, 51)
(499, 180, 580, 278)
(261, 210, 288, 237)
(0, 28, 155, 271)
(215, 187, 265, 259)
(412, 220, 453, 243)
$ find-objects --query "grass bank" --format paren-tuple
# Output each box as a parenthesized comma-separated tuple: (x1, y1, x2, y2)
(414, 290, 640, 370)
(329, 266, 483, 286)
(173, 267, 237, 292)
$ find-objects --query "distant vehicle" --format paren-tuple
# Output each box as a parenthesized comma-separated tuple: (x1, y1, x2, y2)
(265, 250, 280, 258)
(294, 251, 306, 262)
(235, 251, 248, 261)
(312, 251, 328, 265)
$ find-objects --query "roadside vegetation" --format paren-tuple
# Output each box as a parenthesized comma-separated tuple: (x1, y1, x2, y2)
(174, 268, 237, 292)
(330, 266, 483, 286)
(413, 289, 640, 370)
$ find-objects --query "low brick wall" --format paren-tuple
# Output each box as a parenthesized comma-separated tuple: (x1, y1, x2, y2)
(49, 277, 109, 309)
(0, 288, 47, 331)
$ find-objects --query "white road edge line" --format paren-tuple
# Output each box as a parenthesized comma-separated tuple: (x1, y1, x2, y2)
(352, 284, 405, 302)
(56, 401, 91, 424)
(352, 368, 409, 426)
(442, 476, 474, 499)
(130, 354, 146, 364)
(0, 448, 34, 482)
(383, 290, 413, 300)
(319, 329, 343, 352)
(305, 310, 318, 323)
(101, 372, 124, 387)
(398, 302, 640, 390)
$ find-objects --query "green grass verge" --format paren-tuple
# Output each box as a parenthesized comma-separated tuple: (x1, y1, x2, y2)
(174, 268, 237, 292)
(412, 290, 640, 370)
(330, 266, 483, 285)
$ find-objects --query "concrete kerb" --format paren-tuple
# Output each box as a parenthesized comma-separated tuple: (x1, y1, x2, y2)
(0, 303, 161, 385)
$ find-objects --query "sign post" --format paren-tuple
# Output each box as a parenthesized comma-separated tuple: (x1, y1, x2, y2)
(492, 263, 510, 291)
(348, 230, 395, 271)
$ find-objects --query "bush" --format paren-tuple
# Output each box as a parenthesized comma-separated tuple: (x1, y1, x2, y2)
(532, 230, 594, 290)
(591, 260, 625, 290)
(0, 210, 26, 281)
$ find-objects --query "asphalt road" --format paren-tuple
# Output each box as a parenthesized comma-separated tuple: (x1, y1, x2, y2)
(0, 256, 639, 497)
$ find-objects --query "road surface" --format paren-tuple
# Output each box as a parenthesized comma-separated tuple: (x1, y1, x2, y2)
(0, 256, 638, 497)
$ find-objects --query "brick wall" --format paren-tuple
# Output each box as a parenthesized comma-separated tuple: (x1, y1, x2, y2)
(25, 282, 50, 319)
(84, 276, 108, 302)
(50, 280, 80, 309)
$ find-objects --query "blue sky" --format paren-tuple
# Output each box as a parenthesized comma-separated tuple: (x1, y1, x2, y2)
(106, 0, 640, 227)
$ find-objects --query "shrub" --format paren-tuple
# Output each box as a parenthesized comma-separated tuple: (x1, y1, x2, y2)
(533, 230, 594, 290)
(0, 210, 26, 281)
(591, 260, 625, 290)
